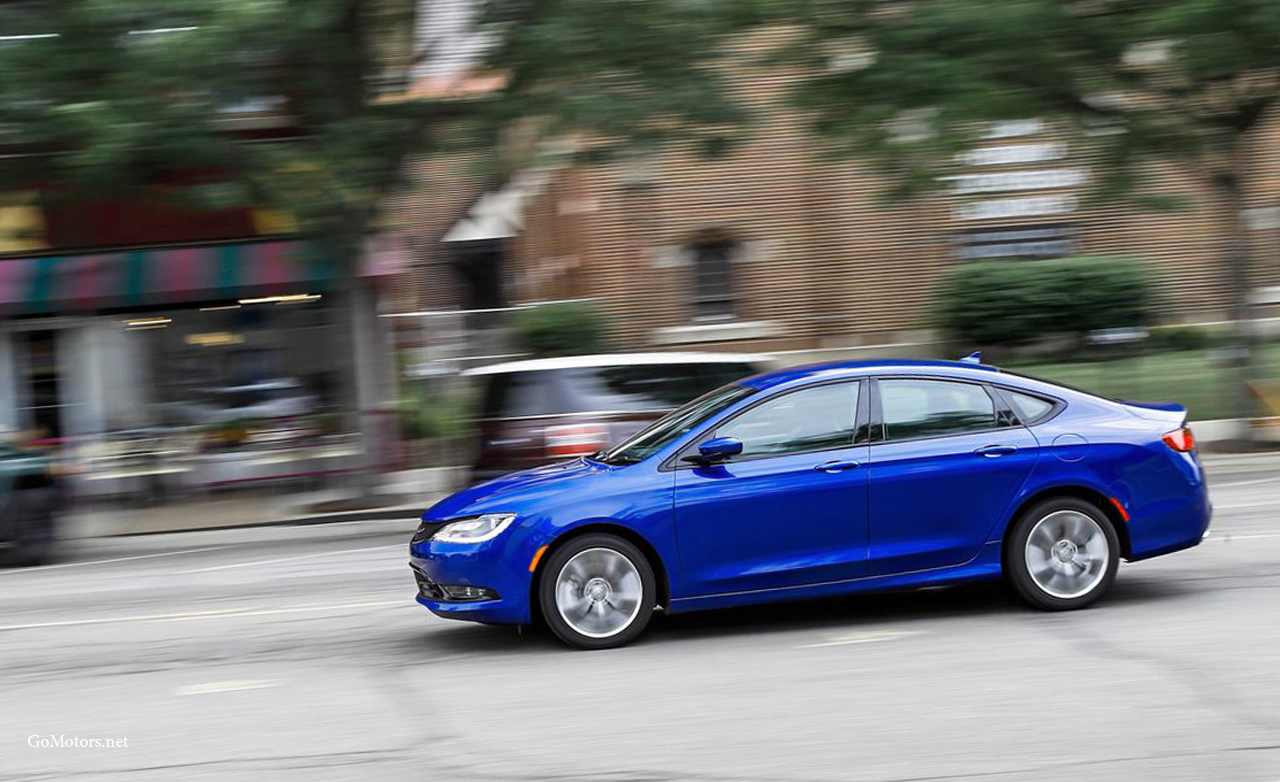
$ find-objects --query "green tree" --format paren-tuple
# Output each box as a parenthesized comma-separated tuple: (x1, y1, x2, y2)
(773, 0, 1280, 417)
(0, 0, 746, 251)
(0, 0, 746, 479)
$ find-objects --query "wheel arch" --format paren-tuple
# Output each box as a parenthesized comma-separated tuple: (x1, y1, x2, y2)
(1001, 485, 1132, 561)
(528, 520, 671, 627)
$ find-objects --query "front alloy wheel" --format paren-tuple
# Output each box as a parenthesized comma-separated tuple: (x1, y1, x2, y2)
(539, 534, 656, 649)
(1008, 498, 1119, 610)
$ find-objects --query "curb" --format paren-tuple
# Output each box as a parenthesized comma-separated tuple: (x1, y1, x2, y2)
(105, 505, 428, 538)
(67, 497, 440, 540)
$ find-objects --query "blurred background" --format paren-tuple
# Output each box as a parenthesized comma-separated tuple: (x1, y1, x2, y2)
(1, 0, 1278, 534)
(4, 1, 1280, 779)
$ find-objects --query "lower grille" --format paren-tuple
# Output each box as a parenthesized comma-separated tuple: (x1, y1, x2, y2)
(411, 565, 444, 600)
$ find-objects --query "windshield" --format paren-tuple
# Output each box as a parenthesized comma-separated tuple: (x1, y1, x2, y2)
(594, 383, 757, 465)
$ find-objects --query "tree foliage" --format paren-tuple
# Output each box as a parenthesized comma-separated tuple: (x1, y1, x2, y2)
(0, 0, 749, 251)
(776, 0, 1280, 200)
(480, 0, 750, 161)
(0, 1, 426, 248)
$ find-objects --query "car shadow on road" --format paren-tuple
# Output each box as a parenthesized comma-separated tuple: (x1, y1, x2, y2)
(650, 582, 1018, 644)
(400, 575, 1196, 656)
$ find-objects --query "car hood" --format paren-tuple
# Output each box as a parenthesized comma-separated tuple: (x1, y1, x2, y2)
(423, 457, 616, 521)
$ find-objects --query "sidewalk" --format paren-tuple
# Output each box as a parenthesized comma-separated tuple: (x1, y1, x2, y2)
(63, 467, 461, 539)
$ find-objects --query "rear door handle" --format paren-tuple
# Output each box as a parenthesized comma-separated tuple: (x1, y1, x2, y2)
(974, 444, 1019, 457)
(815, 459, 860, 473)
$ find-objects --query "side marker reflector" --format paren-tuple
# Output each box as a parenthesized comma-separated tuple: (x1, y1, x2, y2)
(1108, 496, 1130, 522)
(529, 545, 549, 573)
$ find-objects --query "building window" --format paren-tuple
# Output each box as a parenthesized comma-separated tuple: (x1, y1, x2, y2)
(955, 224, 1076, 260)
(690, 232, 735, 321)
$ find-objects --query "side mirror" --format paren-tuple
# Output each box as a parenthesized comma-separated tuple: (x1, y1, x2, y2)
(683, 436, 743, 466)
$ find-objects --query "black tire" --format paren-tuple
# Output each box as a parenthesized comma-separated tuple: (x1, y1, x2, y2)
(538, 533, 656, 650)
(4, 488, 56, 568)
(1006, 497, 1119, 611)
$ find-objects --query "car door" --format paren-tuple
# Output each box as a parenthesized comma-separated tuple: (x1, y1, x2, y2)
(867, 376, 1039, 576)
(673, 380, 870, 596)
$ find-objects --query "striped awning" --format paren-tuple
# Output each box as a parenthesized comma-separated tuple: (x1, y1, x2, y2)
(0, 241, 338, 315)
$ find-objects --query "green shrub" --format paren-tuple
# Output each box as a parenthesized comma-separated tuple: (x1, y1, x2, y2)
(1147, 325, 1216, 352)
(510, 301, 610, 357)
(400, 388, 470, 440)
(937, 256, 1157, 349)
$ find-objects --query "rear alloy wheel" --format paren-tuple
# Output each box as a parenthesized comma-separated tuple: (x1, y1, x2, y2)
(539, 534, 656, 650)
(1008, 498, 1119, 610)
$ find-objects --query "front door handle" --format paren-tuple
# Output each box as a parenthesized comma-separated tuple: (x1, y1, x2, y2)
(974, 444, 1019, 458)
(815, 459, 860, 473)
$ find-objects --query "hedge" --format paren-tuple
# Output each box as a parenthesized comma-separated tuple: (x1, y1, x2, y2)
(936, 256, 1157, 348)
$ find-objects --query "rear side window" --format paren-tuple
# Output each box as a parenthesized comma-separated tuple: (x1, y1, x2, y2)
(480, 363, 759, 418)
(1003, 390, 1057, 424)
(480, 371, 564, 418)
(696, 362, 760, 390)
(571, 365, 709, 410)
(880, 379, 997, 440)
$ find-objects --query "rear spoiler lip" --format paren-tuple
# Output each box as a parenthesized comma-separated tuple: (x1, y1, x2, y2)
(1120, 399, 1188, 426)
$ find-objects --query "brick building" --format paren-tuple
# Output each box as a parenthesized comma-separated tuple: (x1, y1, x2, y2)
(393, 29, 1280, 357)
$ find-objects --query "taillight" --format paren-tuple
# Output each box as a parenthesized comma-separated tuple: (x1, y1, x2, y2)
(544, 424, 610, 458)
(1162, 426, 1196, 453)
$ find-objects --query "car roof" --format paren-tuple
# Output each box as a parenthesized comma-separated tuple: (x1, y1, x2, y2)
(461, 352, 774, 377)
(740, 359, 1001, 390)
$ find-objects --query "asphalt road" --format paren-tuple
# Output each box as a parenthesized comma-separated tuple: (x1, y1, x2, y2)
(4, 458, 1280, 782)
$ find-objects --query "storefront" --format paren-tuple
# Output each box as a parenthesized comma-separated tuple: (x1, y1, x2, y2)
(0, 240, 384, 500)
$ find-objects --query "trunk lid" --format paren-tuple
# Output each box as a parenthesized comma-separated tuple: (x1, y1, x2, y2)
(1121, 399, 1188, 427)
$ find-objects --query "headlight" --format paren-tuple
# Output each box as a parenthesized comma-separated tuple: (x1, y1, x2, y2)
(434, 513, 516, 544)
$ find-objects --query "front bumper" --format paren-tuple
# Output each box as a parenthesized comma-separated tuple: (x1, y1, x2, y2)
(408, 537, 536, 625)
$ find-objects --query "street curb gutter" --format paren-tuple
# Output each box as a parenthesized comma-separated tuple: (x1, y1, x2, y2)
(80, 498, 442, 539)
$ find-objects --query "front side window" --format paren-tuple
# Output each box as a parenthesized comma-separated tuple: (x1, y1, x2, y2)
(716, 382, 860, 459)
(880, 379, 998, 440)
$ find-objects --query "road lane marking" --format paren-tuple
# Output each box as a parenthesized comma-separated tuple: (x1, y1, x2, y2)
(174, 544, 405, 574)
(1212, 476, 1280, 488)
(1206, 532, 1280, 542)
(1213, 500, 1280, 510)
(0, 599, 405, 632)
(0, 545, 236, 575)
(799, 630, 923, 648)
(175, 680, 279, 696)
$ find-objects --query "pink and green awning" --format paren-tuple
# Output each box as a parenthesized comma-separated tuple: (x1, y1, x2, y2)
(0, 241, 338, 315)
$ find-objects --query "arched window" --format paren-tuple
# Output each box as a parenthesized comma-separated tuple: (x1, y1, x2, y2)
(689, 231, 735, 320)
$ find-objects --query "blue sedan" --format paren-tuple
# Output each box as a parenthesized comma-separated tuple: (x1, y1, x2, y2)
(409, 359, 1210, 649)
